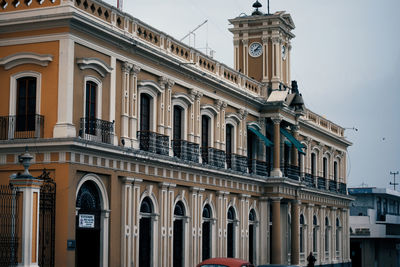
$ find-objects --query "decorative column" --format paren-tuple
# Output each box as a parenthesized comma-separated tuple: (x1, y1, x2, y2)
(194, 91, 203, 144)
(271, 116, 282, 177)
(233, 39, 240, 71)
(214, 100, 223, 149)
(262, 37, 269, 82)
(242, 39, 249, 76)
(188, 91, 196, 142)
(121, 177, 133, 267)
(259, 197, 269, 264)
(129, 65, 141, 147)
(10, 151, 42, 267)
(158, 77, 167, 134)
(291, 200, 300, 265)
(220, 102, 227, 151)
(271, 197, 282, 264)
(217, 191, 228, 257)
(271, 37, 281, 90)
(190, 187, 199, 267)
(131, 179, 142, 267)
(120, 62, 132, 146)
(287, 43, 292, 85)
(164, 79, 175, 139)
(197, 189, 204, 263)
(238, 109, 248, 156)
(109, 56, 118, 145)
(53, 38, 76, 137)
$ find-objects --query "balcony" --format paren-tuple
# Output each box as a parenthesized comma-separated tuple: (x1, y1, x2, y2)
(304, 173, 315, 187)
(0, 114, 44, 140)
(339, 182, 347, 194)
(172, 139, 199, 163)
(79, 117, 114, 144)
(226, 153, 248, 173)
(201, 147, 226, 168)
(283, 164, 300, 181)
(329, 180, 338, 192)
(138, 131, 169, 156)
(317, 177, 326, 190)
(248, 159, 269, 176)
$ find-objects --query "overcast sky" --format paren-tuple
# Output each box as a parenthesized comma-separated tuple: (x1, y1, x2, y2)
(103, 0, 400, 189)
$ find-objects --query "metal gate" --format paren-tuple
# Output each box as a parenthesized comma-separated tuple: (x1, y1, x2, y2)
(38, 170, 56, 267)
(0, 185, 20, 267)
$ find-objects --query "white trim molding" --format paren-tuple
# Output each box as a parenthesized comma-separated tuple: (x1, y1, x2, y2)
(83, 76, 103, 119)
(76, 57, 113, 78)
(0, 52, 53, 70)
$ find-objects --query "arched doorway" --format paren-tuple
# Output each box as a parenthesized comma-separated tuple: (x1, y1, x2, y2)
(173, 201, 185, 267)
(75, 180, 101, 267)
(202, 204, 212, 261)
(139, 197, 153, 267)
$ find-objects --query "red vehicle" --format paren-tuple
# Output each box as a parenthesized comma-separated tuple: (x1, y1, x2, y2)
(196, 257, 255, 267)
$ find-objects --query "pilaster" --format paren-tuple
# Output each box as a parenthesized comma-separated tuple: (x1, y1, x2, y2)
(270, 115, 282, 177)
(129, 65, 141, 147)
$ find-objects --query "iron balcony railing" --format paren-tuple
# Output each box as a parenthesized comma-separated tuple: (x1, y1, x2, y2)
(201, 147, 226, 168)
(138, 130, 169, 156)
(172, 139, 199, 163)
(339, 182, 347, 194)
(248, 159, 269, 176)
(283, 164, 300, 181)
(226, 153, 248, 173)
(318, 177, 326, 190)
(304, 173, 315, 187)
(329, 180, 338, 192)
(0, 114, 44, 140)
(79, 117, 114, 144)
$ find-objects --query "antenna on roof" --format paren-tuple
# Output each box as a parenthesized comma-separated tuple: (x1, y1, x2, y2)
(117, 0, 123, 11)
(390, 171, 399, 190)
(267, 0, 270, 14)
(180, 20, 208, 48)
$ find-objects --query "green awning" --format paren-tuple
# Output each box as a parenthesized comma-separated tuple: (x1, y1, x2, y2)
(248, 125, 273, 147)
(280, 127, 306, 154)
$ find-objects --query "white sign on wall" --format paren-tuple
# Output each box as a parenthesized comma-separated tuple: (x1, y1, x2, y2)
(79, 214, 95, 228)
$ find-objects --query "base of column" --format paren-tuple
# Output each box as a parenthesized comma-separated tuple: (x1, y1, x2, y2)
(53, 123, 76, 138)
(270, 168, 282, 177)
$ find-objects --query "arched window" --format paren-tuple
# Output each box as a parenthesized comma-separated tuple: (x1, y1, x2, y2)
(336, 218, 340, 255)
(325, 217, 330, 253)
(139, 197, 153, 267)
(311, 153, 316, 178)
(85, 81, 97, 135)
(334, 161, 338, 182)
(226, 124, 233, 169)
(173, 201, 185, 267)
(140, 93, 151, 132)
(201, 115, 210, 164)
(313, 215, 318, 253)
(16, 77, 37, 132)
(227, 207, 236, 258)
(300, 214, 305, 253)
(173, 106, 184, 158)
(323, 157, 328, 178)
(202, 204, 212, 261)
(249, 209, 256, 264)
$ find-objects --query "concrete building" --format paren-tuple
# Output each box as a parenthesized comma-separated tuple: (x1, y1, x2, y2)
(349, 187, 400, 267)
(0, 0, 352, 266)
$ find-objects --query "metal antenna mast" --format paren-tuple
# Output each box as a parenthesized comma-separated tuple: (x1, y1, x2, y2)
(390, 171, 399, 190)
(180, 20, 208, 48)
(117, 0, 123, 11)
(267, 0, 270, 14)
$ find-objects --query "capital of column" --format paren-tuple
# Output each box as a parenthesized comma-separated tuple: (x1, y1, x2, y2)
(122, 62, 133, 73)
(261, 36, 269, 44)
(233, 39, 240, 46)
(158, 76, 169, 89)
(292, 199, 301, 205)
(291, 124, 300, 133)
(270, 197, 283, 203)
(271, 36, 281, 44)
(242, 39, 249, 46)
(238, 108, 248, 120)
(271, 115, 282, 125)
(131, 64, 141, 76)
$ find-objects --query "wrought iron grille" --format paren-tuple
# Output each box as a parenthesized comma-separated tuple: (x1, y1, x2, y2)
(339, 183, 347, 194)
(248, 159, 268, 176)
(138, 131, 169, 156)
(201, 147, 226, 168)
(226, 153, 248, 173)
(283, 164, 300, 181)
(0, 114, 44, 140)
(0, 185, 21, 267)
(79, 117, 114, 144)
(172, 140, 200, 163)
(304, 173, 315, 187)
(317, 177, 326, 189)
(38, 170, 56, 267)
(329, 180, 338, 192)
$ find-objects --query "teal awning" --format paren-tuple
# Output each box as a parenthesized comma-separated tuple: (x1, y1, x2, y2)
(248, 125, 273, 147)
(280, 127, 306, 155)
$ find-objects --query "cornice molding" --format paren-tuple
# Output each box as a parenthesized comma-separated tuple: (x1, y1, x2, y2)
(0, 52, 53, 70)
(76, 57, 113, 77)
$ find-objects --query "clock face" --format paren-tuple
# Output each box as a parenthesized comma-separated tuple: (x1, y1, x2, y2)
(282, 45, 286, 60)
(249, 42, 263, 57)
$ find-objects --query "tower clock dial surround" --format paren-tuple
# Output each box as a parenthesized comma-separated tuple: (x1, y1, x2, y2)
(249, 42, 263, 57)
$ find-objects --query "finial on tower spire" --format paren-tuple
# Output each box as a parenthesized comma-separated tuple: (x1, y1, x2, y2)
(252, 0, 263, 16)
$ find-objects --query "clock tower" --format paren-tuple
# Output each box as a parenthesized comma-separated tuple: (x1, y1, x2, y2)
(228, 1, 295, 90)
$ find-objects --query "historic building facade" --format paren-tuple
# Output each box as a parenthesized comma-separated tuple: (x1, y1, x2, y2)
(0, 0, 352, 266)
